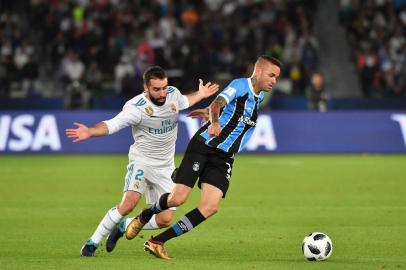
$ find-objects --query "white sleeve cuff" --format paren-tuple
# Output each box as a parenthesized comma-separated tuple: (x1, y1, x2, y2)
(103, 120, 117, 135)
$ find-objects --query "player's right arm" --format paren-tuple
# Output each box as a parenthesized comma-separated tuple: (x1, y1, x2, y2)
(208, 96, 227, 137)
(208, 79, 240, 137)
(66, 103, 142, 143)
(65, 122, 108, 143)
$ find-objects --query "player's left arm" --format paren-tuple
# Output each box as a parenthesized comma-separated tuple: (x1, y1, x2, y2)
(206, 79, 240, 136)
(184, 79, 219, 107)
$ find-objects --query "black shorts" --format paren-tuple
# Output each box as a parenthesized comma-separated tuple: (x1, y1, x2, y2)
(174, 135, 234, 198)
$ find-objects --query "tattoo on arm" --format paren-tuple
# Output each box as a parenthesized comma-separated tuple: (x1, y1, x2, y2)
(210, 96, 227, 123)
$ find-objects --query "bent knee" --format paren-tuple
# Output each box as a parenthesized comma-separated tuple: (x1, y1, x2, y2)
(156, 216, 173, 228)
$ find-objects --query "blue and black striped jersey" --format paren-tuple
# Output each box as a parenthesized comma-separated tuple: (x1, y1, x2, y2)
(198, 78, 264, 154)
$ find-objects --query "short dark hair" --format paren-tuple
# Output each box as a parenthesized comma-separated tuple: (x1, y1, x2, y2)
(143, 66, 167, 85)
(259, 55, 282, 68)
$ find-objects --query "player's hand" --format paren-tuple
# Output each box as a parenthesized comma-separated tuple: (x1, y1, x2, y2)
(208, 122, 222, 137)
(187, 108, 210, 121)
(65, 122, 91, 143)
(198, 79, 219, 98)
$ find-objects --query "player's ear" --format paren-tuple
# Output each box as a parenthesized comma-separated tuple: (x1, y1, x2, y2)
(143, 83, 148, 93)
(256, 67, 263, 78)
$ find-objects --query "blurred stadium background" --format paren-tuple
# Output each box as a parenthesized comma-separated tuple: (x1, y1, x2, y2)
(1, 0, 405, 110)
(1, 0, 406, 269)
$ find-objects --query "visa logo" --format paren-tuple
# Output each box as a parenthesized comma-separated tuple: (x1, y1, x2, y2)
(392, 114, 406, 148)
(0, 114, 61, 152)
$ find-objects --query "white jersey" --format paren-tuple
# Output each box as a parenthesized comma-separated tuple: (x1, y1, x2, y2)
(104, 86, 189, 167)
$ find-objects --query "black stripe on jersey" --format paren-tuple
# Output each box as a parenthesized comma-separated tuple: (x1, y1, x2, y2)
(197, 107, 224, 139)
(197, 121, 211, 137)
(228, 97, 259, 153)
(208, 94, 249, 148)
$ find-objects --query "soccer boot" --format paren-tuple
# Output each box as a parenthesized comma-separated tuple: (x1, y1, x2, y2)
(106, 223, 124, 252)
(125, 213, 146, 240)
(80, 239, 98, 257)
(144, 238, 174, 260)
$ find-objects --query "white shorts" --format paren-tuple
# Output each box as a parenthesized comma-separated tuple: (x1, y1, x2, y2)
(123, 161, 175, 206)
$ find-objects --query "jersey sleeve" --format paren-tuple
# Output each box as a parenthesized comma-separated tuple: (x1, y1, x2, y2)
(168, 86, 189, 110)
(103, 103, 142, 135)
(218, 79, 241, 104)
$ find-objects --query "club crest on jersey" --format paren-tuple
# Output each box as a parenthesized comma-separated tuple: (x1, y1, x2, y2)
(170, 103, 177, 112)
(192, 162, 200, 172)
(145, 106, 154, 116)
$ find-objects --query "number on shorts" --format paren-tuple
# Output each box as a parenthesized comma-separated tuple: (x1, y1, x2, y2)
(135, 169, 144, 180)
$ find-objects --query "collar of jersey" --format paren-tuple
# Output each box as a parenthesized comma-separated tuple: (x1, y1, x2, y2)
(247, 78, 260, 97)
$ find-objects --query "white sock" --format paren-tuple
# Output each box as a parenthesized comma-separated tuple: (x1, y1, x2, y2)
(124, 217, 134, 230)
(143, 214, 159, 230)
(124, 214, 159, 230)
(90, 207, 123, 244)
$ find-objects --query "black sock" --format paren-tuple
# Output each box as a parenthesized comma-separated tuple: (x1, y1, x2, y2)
(153, 208, 206, 243)
(141, 193, 170, 222)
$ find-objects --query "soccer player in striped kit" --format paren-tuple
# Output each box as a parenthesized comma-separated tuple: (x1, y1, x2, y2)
(124, 55, 281, 259)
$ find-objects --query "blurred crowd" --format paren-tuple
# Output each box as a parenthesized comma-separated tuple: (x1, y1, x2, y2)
(340, 0, 406, 97)
(0, 0, 319, 108)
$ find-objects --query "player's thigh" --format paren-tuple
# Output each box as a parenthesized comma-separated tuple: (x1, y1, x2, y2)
(175, 139, 208, 189)
(144, 166, 177, 209)
(145, 165, 193, 207)
(168, 183, 193, 206)
(198, 182, 224, 218)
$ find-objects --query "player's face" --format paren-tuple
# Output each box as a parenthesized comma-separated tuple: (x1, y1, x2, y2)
(259, 63, 280, 92)
(144, 78, 168, 106)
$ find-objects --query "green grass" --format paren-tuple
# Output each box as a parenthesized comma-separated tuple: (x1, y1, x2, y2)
(0, 154, 405, 270)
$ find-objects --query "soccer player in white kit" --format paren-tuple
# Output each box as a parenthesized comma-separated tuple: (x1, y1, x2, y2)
(65, 66, 219, 256)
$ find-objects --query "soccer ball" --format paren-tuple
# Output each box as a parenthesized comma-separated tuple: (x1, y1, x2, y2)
(302, 232, 333, 261)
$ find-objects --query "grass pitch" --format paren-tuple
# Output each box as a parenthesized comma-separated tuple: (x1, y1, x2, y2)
(0, 154, 405, 270)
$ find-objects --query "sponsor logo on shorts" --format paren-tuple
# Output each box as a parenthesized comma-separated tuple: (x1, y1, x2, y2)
(192, 162, 200, 172)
